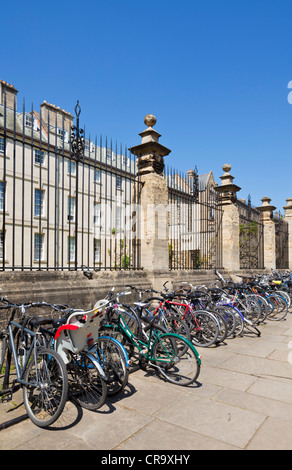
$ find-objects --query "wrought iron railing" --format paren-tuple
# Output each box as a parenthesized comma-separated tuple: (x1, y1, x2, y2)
(0, 94, 141, 271)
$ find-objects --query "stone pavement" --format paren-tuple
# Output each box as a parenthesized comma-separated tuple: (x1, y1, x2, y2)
(1, 309, 292, 451)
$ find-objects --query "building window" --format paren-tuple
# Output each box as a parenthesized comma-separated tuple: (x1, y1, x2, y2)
(68, 236, 75, 262)
(68, 160, 76, 176)
(34, 189, 45, 217)
(122, 155, 130, 167)
(116, 176, 122, 190)
(94, 169, 100, 183)
(0, 137, 5, 153)
(85, 139, 93, 153)
(0, 182, 4, 211)
(93, 203, 101, 225)
(25, 113, 33, 128)
(34, 233, 44, 261)
(94, 239, 101, 263)
(56, 127, 69, 143)
(68, 196, 76, 222)
(35, 149, 45, 165)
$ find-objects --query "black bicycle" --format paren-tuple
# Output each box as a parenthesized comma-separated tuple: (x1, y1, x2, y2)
(0, 298, 68, 428)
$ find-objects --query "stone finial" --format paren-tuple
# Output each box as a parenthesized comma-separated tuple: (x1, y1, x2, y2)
(283, 198, 292, 216)
(261, 196, 272, 206)
(128, 114, 171, 176)
(220, 163, 234, 186)
(222, 163, 231, 173)
(257, 196, 276, 220)
(144, 114, 157, 128)
(215, 163, 241, 204)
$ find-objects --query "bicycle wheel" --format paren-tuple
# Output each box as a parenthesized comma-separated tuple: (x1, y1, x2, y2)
(160, 311, 191, 341)
(275, 290, 291, 308)
(22, 348, 68, 428)
(67, 352, 107, 410)
(237, 296, 261, 325)
(243, 318, 261, 337)
(266, 294, 288, 321)
(188, 310, 219, 347)
(232, 308, 245, 336)
(93, 336, 129, 396)
(208, 310, 228, 343)
(214, 305, 236, 337)
(151, 333, 201, 386)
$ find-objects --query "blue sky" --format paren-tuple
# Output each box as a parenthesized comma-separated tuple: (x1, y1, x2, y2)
(2, 0, 292, 212)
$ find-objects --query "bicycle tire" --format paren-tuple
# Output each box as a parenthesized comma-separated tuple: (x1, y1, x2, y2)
(266, 294, 288, 321)
(214, 305, 237, 337)
(67, 352, 107, 410)
(208, 310, 228, 343)
(237, 296, 262, 325)
(275, 290, 291, 308)
(187, 310, 219, 347)
(22, 348, 68, 428)
(158, 311, 191, 341)
(93, 336, 129, 396)
(151, 333, 201, 386)
(243, 319, 261, 337)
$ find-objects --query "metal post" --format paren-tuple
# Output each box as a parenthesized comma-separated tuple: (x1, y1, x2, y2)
(70, 101, 84, 270)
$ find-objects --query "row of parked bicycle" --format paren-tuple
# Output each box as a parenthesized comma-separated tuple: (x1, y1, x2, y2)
(0, 268, 291, 429)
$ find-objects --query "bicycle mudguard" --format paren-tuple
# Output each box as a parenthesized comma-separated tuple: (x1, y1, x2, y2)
(86, 352, 108, 381)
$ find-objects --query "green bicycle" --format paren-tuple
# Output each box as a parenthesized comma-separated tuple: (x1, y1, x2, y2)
(99, 305, 202, 387)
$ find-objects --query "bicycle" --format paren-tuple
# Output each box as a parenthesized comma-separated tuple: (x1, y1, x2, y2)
(30, 299, 130, 398)
(125, 285, 191, 341)
(99, 303, 202, 386)
(0, 298, 68, 428)
(144, 283, 220, 347)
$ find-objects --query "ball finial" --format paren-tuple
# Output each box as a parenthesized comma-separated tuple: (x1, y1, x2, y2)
(144, 114, 157, 127)
(222, 163, 231, 173)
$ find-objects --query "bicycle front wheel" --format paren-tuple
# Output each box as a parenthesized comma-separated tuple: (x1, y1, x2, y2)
(188, 310, 219, 347)
(93, 336, 129, 396)
(151, 333, 201, 386)
(67, 352, 107, 410)
(23, 348, 68, 428)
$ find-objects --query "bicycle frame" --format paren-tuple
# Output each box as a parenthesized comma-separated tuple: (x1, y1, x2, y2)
(2, 318, 39, 391)
(105, 311, 201, 366)
(150, 298, 204, 332)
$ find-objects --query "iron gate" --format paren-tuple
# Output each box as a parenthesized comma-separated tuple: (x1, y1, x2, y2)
(237, 196, 264, 269)
(275, 215, 289, 269)
(167, 167, 223, 270)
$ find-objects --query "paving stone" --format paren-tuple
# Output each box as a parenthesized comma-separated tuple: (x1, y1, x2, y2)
(117, 417, 240, 450)
(247, 417, 292, 450)
(200, 364, 258, 391)
(215, 387, 292, 424)
(155, 395, 266, 449)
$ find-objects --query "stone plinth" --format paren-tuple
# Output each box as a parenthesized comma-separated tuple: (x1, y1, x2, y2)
(216, 164, 241, 271)
(257, 197, 276, 269)
(129, 115, 170, 273)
